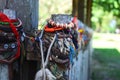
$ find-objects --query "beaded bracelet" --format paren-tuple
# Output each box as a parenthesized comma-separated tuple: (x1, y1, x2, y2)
(48, 19, 74, 28)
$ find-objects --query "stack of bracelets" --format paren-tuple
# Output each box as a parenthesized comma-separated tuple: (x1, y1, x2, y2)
(0, 12, 22, 63)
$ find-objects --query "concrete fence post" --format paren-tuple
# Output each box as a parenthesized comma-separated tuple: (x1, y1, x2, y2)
(0, 0, 39, 80)
(0, 0, 39, 31)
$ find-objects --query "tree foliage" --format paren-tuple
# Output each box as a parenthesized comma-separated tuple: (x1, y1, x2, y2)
(93, 0, 120, 17)
(92, 0, 120, 32)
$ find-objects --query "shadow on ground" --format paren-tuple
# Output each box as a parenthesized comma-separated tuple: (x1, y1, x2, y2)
(91, 48, 120, 80)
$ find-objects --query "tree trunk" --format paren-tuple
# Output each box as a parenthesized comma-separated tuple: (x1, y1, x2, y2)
(86, 0, 92, 27)
(78, 0, 85, 22)
(72, 0, 92, 26)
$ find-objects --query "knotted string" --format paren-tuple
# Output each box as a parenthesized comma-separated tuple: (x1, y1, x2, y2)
(35, 28, 57, 80)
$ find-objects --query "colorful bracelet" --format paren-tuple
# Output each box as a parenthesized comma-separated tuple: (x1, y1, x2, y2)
(48, 19, 74, 28)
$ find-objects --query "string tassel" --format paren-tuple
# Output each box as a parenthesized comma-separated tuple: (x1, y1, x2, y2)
(35, 68, 56, 80)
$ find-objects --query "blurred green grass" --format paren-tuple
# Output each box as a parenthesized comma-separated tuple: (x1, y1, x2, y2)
(94, 48, 120, 64)
(91, 32, 120, 80)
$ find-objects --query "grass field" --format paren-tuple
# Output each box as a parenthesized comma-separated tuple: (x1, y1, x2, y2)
(91, 32, 120, 80)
